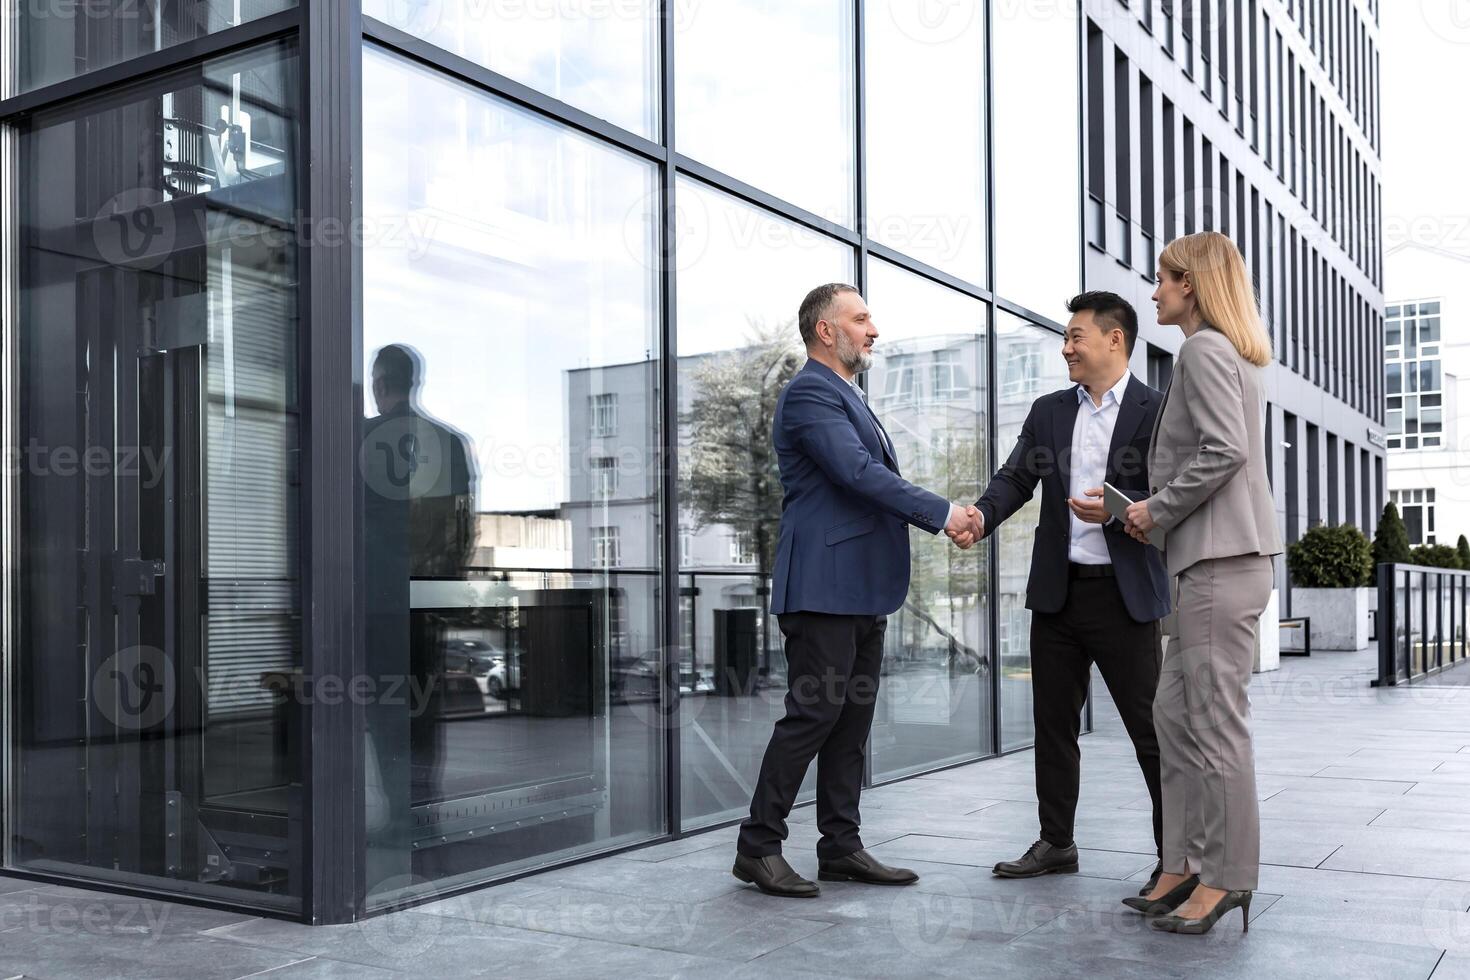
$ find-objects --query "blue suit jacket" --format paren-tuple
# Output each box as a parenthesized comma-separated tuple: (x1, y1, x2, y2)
(769, 360, 951, 616)
(975, 375, 1171, 624)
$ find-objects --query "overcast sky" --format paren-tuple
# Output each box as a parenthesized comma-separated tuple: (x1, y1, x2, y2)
(1381, 4, 1470, 259)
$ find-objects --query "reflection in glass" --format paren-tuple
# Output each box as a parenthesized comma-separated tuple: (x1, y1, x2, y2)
(15, 0, 296, 93)
(992, 0, 1081, 314)
(13, 42, 302, 908)
(995, 311, 1071, 751)
(866, 1, 986, 281)
(674, 180, 853, 829)
(865, 260, 990, 779)
(361, 46, 663, 907)
(676, 0, 855, 224)
(362, 0, 659, 138)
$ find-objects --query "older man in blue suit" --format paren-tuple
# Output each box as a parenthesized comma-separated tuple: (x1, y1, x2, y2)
(732, 283, 980, 898)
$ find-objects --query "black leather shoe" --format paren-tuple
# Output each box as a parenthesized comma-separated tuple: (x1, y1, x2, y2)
(992, 840, 1079, 879)
(1139, 862, 1163, 897)
(817, 849, 919, 885)
(732, 853, 820, 898)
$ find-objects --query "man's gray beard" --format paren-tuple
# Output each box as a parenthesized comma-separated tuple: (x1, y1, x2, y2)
(835, 332, 873, 374)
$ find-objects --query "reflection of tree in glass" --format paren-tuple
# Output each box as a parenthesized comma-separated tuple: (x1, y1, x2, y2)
(900, 426, 987, 673)
(683, 319, 803, 586)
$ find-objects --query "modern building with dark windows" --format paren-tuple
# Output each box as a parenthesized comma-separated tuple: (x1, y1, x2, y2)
(0, 0, 1375, 924)
(1085, 0, 1388, 605)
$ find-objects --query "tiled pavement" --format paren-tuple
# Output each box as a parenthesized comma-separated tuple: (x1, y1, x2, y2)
(8, 646, 1470, 978)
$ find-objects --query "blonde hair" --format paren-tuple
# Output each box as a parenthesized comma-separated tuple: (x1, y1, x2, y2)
(1159, 232, 1273, 367)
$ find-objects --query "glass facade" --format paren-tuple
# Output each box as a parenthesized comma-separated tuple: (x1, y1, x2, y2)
(1, 1, 1083, 921)
(11, 39, 302, 911)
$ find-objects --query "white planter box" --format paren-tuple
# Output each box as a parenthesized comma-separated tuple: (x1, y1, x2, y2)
(1290, 587, 1372, 651)
(1254, 589, 1280, 673)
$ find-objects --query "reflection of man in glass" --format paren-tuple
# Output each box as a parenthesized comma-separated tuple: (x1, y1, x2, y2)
(363, 344, 477, 858)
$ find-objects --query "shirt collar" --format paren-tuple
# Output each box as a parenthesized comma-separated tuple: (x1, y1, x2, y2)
(1076, 369, 1132, 409)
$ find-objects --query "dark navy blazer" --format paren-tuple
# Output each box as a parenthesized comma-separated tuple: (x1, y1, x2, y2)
(975, 375, 1171, 624)
(769, 360, 951, 617)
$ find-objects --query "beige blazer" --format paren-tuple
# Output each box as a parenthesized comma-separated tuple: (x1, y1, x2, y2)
(1147, 325, 1284, 576)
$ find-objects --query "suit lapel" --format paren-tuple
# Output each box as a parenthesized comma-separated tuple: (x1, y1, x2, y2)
(1106, 377, 1149, 481)
(1149, 375, 1173, 452)
(1055, 387, 1082, 488)
(803, 359, 897, 471)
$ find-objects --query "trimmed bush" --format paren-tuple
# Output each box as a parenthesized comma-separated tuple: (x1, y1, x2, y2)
(1411, 543, 1465, 569)
(1287, 523, 1374, 588)
(1458, 535, 1470, 570)
(1373, 503, 1413, 567)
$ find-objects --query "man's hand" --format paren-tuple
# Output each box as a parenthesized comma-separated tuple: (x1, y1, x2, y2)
(946, 504, 983, 549)
(1068, 487, 1110, 525)
(1124, 498, 1157, 544)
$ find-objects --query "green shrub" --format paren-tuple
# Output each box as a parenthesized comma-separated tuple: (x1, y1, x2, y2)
(1287, 523, 1374, 588)
(1373, 503, 1413, 566)
(1458, 535, 1470, 570)
(1411, 543, 1465, 569)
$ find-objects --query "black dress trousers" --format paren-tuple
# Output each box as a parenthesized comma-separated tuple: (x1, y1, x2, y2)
(738, 611, 885, 861)
(1030, 572, 1164, 854)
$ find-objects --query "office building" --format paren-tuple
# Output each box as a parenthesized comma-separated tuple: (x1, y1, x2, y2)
(1085, 0, 1387, 606)
(1384, 242, 1470, 546)
(0, 0, 1377, 922)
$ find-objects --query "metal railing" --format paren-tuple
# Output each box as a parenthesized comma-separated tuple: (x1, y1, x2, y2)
(1374, 562, 1470, 686)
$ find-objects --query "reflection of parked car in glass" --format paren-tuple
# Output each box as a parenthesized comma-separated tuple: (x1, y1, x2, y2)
(609, 652, 713, 703)
(441, 638, 507, 698)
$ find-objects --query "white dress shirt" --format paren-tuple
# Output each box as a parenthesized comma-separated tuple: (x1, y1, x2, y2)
(1067, 370, 1132, 565)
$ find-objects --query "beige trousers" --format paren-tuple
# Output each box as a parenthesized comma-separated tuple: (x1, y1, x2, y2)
(1153, 554, 1274, 891)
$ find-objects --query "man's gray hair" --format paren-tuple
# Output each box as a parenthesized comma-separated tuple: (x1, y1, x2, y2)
(798, 283, 860, 347)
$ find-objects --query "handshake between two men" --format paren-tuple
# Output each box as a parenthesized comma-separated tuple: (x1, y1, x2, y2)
(943, 487, 1113, 550)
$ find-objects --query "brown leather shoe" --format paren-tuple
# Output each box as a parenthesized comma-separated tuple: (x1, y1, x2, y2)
(732, 853, 820, 898)
(818, 849, 919, 885)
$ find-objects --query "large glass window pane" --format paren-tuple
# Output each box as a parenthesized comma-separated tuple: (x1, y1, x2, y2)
(14, 0, 295, 94)
(865, 259, 990, 780)
(992, 0, 1081, 313)
(995, 311, 1071, 750)
(361, 46, 663, 907)
(12, 41, 301, 910)
(676, 0, 855, 224)
(675, 179, 854, 830)
(865, 1, 986, 281)
(362, 0, 658, 138)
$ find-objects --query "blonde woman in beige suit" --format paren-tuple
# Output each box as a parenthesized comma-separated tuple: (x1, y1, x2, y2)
(1118, 231, 1283, 935)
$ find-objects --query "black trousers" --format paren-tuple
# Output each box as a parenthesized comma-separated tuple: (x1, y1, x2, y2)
(1031, 574, 1163, 855)
(738, 612, 885, 861)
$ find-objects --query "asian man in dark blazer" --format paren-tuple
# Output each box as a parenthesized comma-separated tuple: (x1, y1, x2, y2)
(951, 292, 1170, 895)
